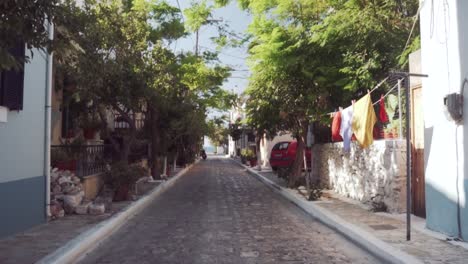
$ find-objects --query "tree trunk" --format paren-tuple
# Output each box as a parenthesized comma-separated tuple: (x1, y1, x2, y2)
(288, 121, 309, 188)
(255, 132, 262, 171)
(149, 107, 162, 180)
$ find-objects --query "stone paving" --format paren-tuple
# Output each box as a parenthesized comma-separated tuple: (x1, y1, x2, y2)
(80, 157, 379, 264)
(259, 170, 468, 264)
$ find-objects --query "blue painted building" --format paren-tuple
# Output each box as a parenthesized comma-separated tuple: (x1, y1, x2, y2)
(0, 44, 50, 238)
(420, 0, 468, 240)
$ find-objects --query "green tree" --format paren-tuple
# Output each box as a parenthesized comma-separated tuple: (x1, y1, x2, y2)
(240, 0, 419, 187)
(207, 116, 229, 154)
(0, 0, 61, 70)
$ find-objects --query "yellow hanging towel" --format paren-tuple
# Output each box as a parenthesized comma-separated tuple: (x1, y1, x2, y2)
(352, 94, 377, 148)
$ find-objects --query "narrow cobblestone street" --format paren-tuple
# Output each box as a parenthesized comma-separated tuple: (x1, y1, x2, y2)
(79, 157, 380, 264)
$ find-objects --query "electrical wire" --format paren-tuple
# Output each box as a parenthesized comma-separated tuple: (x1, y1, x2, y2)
(401, 3, 423, 56)
(176, 0, 195, 48)
(199, 45, 247, 60)
(372, 81, 400, 106)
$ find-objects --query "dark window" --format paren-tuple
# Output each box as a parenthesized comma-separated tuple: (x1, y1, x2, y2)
(61, 89, 80, 138)
(247, 132, 255, 142)
(0, 43, 25, 111)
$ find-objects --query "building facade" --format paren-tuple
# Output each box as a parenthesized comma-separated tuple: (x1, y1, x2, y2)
(420, 0, 468, 239)
(0, 45, 50, 237)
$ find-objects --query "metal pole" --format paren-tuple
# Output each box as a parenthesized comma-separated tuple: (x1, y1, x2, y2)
(405, 76, 412, 241)
(398, 79, 403, 139)
(195, 29, 199, 56)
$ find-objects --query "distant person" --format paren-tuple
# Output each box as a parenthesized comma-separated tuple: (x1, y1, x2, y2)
(200, 149, 207, 160)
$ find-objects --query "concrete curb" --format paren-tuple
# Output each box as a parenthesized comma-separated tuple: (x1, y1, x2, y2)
(37, 160, 198, 264)
(232, 159, 423, 264)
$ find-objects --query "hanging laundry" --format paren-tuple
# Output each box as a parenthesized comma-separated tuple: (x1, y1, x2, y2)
(379, 94, 389, 123)
(352, 94, 377, 148)
(340, 106, 353, 151)
(331, 111, 343, 142)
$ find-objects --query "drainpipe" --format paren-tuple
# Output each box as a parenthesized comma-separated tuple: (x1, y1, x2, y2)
(44, 20, 54, 218)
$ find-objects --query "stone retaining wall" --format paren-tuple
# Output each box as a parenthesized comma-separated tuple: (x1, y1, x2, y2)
(312, 140, 407, 213)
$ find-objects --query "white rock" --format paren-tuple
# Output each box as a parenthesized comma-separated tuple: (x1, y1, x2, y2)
(75, 201, 92, 215)
(71, 176, 81, 184)
(89, 203, 105, 215)
(58, 176, 72, 185)
(63, 192, 84, 214)
(52, 184, 62, 195)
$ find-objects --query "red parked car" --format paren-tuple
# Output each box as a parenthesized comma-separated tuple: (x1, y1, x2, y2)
(269, 141, 312, 171)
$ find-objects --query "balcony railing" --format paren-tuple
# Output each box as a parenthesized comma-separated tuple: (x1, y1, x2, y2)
(114, 115, 145, 130)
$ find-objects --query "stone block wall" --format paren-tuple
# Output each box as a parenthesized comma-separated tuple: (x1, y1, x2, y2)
(312, 140, 407, 213)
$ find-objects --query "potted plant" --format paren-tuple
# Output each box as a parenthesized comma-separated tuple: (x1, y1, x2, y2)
(106, 162, 147, 201)
(382, 94, 403, 139)
(51, 137, 84, 171)
(240, 148, 248, 164)
(79, 112, 101, 140)
(244, 148, 257, 167)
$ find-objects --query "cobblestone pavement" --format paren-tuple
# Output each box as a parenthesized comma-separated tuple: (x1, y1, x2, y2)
(259, 170, 468, 264)
(80, 157, 380, 264)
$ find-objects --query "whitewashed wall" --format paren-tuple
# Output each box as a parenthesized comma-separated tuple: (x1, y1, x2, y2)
(312, 140, 407, 213)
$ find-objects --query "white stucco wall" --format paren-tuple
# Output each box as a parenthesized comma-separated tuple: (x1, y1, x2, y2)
(420, 0, 468, 239)
(313, 140, 407, 213)
(0, 49, 47, 183)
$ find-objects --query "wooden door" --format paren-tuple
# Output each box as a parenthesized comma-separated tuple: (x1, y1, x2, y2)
(411, 85, 426, 218)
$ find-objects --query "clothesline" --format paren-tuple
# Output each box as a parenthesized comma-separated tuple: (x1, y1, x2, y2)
(323, 78, 403, 117)
(372, 81, 399, 106)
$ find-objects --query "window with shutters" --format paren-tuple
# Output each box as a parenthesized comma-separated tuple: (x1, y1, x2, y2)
(0, 43, 25, 111)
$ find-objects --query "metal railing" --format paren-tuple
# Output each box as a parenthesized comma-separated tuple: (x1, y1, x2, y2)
(51, 145, 114, 178)
(51, 142, 149, 177)
(114, 116, 145, 130)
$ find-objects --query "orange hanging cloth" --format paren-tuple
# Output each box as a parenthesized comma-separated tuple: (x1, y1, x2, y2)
(351, 94, 377, 148)
(331, 112, 343, 142)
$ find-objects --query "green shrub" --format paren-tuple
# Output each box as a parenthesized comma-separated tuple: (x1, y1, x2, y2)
(106, 162, 147, 190)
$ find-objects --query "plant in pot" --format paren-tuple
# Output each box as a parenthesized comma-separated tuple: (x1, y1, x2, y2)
(244, 148, 257, 167)
(240, 148, 248, 164)
(51, 148, 72, 170)
(383, 94, 399, 139)
(79, 112, 101, 140)
(52, 137, 84, 171)
(106, 161, 147, 201)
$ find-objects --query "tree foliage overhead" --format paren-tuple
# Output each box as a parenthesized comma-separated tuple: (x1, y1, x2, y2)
(0, 0, 61, 70)
(52, 0, 235, 173)
(239, 0, 419, 186)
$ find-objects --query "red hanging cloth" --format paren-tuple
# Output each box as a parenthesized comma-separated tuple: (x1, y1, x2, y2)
(331, 111, 343, 142)
(379, 95, 389, 123)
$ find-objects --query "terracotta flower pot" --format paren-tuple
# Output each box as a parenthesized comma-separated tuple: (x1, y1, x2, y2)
(56, 160, 77, 171)
(113, 184, 130, 202)
(249, 159, 257, 167)
(83, 128, 97, 140)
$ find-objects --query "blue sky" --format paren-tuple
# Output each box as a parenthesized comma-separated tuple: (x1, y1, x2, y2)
(167, 0, 251, 95)
(165, 1, 251, 150)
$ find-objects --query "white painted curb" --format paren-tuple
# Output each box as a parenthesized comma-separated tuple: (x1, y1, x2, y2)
(232, 159, 423, 264)
(37, 160, 199, 264)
